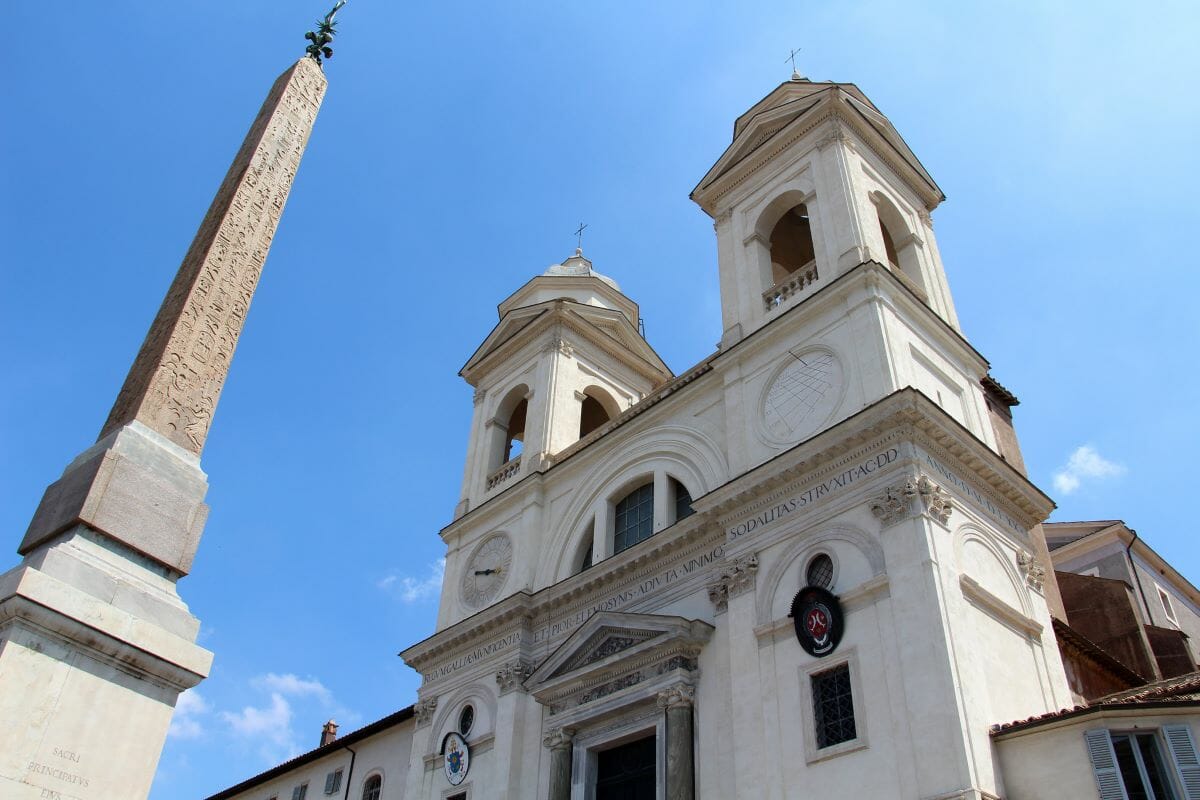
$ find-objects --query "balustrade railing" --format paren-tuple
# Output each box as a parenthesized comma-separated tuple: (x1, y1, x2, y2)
(486, 455, 522, 490)
(762, 260, 818, 311)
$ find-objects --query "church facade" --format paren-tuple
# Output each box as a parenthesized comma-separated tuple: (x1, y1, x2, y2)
(210, 76, 1200, 800)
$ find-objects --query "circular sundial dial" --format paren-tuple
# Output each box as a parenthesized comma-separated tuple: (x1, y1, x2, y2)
(762, 349, 843, 441)
(460, 533, 513, 610)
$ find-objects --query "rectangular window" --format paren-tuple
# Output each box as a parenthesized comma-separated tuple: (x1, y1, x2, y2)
(613, 483, 655, 554)
(324, 768, 343, 794)
(292, 784, 308, 800)
(1111, 732, 1179, 800)
(1158, 586, 1179, 625)
(811, 663, 856, 749)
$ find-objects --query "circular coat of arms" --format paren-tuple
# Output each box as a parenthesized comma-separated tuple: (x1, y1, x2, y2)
(444, 731, 470, 785)
(790, 586, 844, 657)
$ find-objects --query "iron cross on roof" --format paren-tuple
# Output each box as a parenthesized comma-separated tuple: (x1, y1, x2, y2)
(574, 222, 588, 251)
(785, 47, 802, 76)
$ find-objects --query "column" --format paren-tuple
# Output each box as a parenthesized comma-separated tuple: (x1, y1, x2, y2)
(543, 727, 575, 800)
(658, 685, 696, 800)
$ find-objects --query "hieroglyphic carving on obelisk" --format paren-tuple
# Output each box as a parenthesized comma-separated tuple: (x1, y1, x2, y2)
(100, 56, 327, 455)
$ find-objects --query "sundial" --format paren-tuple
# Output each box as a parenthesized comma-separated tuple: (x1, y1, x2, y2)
(762, 349, 842, 441)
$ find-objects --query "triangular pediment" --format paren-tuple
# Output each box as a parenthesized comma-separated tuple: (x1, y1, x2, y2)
(527, 612, 712, 690)
(460, 300, 671, 385)
(693, 80, 943, 211)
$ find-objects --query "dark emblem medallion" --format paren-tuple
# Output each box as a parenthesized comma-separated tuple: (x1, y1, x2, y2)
(790, 586, 844, 657)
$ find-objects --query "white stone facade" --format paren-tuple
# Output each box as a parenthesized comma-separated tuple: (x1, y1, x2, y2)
(211, 77, 1200, 800)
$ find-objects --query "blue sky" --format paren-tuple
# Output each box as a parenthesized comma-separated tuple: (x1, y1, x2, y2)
(3, 2, 1198, 798)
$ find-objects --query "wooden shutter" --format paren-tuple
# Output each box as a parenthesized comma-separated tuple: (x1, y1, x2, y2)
(1083, 729, 1129, 800)
(324, 771, 336, 794)
(1164, 724, 1200, 800)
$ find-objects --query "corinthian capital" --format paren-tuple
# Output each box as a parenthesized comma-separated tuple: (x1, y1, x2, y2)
(656, 684, 696, 710)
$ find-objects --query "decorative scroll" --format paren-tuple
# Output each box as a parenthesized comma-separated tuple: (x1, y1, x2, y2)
(543, 727, 575, 751)
(99, 58, 327, 455)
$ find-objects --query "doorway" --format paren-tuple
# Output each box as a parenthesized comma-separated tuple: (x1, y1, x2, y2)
(595, 735, 656, 800)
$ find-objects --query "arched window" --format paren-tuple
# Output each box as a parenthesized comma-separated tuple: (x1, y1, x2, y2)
(576, 521, 595, 574)
(673, 479, 694, 521)
(579, 395, 610, 438)
(361, 774, 382, 800)
(504, 398, 527, 462)
(806, 553, 834, 589)
(613, 482, 655, 555)
(873, 193, 927, 299)
(769, 203, 816, 286)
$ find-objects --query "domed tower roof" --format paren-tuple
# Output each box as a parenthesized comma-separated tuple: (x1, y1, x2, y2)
(541, 248, 621, 291)
(498, 248, 636, 326)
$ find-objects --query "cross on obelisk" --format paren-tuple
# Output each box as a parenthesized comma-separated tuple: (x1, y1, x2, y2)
(1, 50, 330, 800)
(575, 222, 588, 251)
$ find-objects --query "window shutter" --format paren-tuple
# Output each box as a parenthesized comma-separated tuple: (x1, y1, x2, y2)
(1164, 724, 1200, 800)
(325, 771, 336, 794)
(1083, 729, 1129, 800)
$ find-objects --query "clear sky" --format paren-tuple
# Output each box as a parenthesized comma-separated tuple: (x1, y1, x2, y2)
(3, 2, 1199, 798)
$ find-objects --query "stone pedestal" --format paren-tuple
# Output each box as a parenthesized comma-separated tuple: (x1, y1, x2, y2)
(543, 728, 574, 800)
(0, 55, 327, 799)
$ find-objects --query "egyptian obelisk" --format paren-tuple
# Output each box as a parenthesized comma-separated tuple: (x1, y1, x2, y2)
(0, 10, 337, 797)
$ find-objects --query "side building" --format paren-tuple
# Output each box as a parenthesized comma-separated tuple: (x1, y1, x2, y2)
(209, 74, 1200, 800)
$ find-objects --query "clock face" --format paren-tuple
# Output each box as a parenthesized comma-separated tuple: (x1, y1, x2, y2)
(460, 533, 514, 610)
(761, 348, 843, 442)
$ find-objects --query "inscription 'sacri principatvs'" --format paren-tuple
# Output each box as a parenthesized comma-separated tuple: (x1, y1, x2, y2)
(99, 56, 327, 455)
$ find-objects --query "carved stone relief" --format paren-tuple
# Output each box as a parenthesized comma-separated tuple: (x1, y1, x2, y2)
(871, 474, 953, 527)
(1016, 550, 1046, 591)
(496, 659, 534, 694)
(656, 684, 696, 710)
(99, 58, 327, 455)
(707, 553, 759, 613)
(414, 697, 438, 727)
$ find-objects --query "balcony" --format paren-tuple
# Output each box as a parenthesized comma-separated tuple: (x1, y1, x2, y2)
(762, 260, 818, 312)
(486, 455, 522, 491)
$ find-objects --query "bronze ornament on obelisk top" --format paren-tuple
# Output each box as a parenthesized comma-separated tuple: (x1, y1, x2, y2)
(0, 14, 340, 795)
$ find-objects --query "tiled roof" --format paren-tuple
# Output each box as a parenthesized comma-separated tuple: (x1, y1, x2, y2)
(991, 671, 1200, 736)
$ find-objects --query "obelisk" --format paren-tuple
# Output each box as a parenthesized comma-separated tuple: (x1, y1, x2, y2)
(0, 37, 331, 800)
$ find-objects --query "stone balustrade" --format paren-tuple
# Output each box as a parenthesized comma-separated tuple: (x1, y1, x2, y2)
(762, 260, 818, 311)
(487, 455, 522, 490)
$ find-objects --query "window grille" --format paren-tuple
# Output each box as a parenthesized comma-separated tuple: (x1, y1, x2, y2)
(807, 554, 834, 590)
(613, 483, 654, 554)
(812, 664, 856, 749)
(361, 775, 382, 800)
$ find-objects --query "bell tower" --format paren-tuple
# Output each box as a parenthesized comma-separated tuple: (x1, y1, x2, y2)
(693, 73, 961, 348)
(454, 251, 671, 518)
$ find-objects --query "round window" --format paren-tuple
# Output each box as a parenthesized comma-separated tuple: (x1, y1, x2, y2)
(458, 704, 474, 737)
(806, 553, 834, 590)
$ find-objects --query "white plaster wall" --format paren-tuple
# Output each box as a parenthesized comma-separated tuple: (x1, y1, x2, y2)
(995, 713, 1200, 800)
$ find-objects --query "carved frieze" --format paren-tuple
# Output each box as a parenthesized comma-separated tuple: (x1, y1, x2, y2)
(917, 475, 954, 525)
(414, 697, 438, 727)
(496, 659, 534, 694)
(99, 58, 327, 455)
(1016, 550, 1046, 591)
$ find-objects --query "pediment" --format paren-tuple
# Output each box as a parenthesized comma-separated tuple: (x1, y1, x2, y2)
(527, 612, 713, 692)
(693, 80, 943, 210)
(460, 300, 671, 384)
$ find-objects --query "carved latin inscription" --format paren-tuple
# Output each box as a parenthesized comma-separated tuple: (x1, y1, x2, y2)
(99, 58, 327, 454)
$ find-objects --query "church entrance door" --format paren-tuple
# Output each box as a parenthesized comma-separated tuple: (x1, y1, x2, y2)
(596, 735, 656, 800)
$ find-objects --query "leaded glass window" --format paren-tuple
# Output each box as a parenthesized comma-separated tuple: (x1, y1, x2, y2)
(613, 482, 654, 554)
(812, 663, 856, 749)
